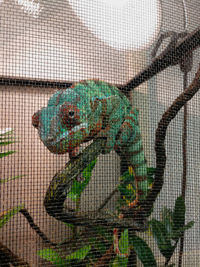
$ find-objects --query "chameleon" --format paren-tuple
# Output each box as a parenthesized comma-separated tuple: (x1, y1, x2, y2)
(32, 80, 148, 203)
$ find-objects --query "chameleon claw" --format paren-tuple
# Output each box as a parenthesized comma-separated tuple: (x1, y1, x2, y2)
(128, 199, 139, 208)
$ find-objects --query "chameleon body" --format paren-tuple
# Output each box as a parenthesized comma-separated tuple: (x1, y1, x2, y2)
(32, 80, 148, 201)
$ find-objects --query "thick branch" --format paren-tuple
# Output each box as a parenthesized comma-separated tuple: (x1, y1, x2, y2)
(139, 64, 200, 216)
(0, 242, 30, 266)
(120, 64, 200, 219)
(44, 138, 146, 230)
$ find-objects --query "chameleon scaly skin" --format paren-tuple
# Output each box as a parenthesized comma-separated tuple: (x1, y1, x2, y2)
(32, 80, 148, 201)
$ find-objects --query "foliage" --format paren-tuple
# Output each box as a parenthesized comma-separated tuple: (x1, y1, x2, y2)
(129, 234, 157, 267)
(37, 246, 91, 267)
(0, 129, 24, 227)
(0, 128, 23, 183)
(0, 205, 24, 229)
(67, 159, 97, 201)
(38, 162, 194, 267)
(0, 128, 15, 153)
(149, 196, 194, 265)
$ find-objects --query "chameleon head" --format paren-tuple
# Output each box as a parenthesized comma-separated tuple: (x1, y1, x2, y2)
(32, 90, 91, 154)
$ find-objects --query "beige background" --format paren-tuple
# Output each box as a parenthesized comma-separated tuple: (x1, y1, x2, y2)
(1, 0, 200, 266)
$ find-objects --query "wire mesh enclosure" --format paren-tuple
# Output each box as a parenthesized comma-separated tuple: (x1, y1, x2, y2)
(1, 0, 200, 266)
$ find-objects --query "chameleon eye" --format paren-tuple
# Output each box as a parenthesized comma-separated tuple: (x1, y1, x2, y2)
(60, 103, 80, 129)
(68, 110, 75, 118)
(32, 111, 40, 129)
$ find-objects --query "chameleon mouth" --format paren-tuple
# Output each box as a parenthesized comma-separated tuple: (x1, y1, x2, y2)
(44, 123, 88, 154)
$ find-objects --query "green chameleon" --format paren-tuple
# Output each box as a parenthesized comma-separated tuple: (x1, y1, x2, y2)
(32, 80, 148, 203)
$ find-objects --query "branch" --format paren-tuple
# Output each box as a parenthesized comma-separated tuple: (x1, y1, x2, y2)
(137, 64, 200, 218)
(0, 242, 30, 266)
(119, 26, 200, 91)
(19, 208, 57, 247)
(94, 244, 114, 267)
(44, 64, 200, 228)
(44, 138, 147, 230)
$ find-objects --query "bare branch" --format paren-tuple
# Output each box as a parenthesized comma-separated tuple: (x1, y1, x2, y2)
(119, 26, 200, 91)
(136, 64, 200, 218)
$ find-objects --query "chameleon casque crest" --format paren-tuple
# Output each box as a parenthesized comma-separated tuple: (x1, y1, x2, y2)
(32, 80, 148, 201)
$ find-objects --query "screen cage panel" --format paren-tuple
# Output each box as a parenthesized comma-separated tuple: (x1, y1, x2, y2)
(0, 1, 200, 266)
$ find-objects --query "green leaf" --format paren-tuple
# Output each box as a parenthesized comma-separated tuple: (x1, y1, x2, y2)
(0, 205, 24, 228)
(147, 167, 156, 175)
(129, 234, 157, 267)
(65, 245, 91, 261)
(112, 256, 128, 266)
(147, 167, 156, 184)
(150, 219, 174, 259)
(171, 221, 194, 241)
(118, 229, 129, 255)
(37, 249, 67, 266)
(0, 175, 23, 183)
(63, 222, 75, 229)
(68, 160, 96, 201)
(82, 159, 97, 176)
(183, 221, 194, 230)
(95, 226, 113, 242)
(111, 230, 129, 267)
(0, 151, 16, 158)
(161, 207, 173, 234)
(89, 236, 107, 255)
(0, 140, 15, 146)
(173, 196, 185, 232)
(120, 171, 134, 183)
(67, 191, 79, 201)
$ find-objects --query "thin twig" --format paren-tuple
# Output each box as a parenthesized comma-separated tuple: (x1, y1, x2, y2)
(97, 188, 118, 212)
(19, 208, 57, 247)
(178, 36, 193, 267)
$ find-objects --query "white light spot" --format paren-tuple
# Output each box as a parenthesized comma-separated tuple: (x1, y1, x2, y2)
(69, 0, 162, 51)
(15, 0, 43, 18)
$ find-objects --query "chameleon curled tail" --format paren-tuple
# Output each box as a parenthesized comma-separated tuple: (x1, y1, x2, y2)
(32, 80, 148, 208)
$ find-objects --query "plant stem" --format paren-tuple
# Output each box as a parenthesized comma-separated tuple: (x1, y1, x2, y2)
(19, 208, 57, 246)
(136, 63, 200, 220)
(178, 61, 189, 267)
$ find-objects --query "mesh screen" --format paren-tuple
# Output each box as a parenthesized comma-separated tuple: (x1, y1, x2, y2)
(0, 0, 200, 266)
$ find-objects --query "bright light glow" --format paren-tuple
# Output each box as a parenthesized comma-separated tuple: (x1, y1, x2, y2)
(15, 0, 43, 18)
(69, 0, 162, 50)
(100, 0, 128, 8)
